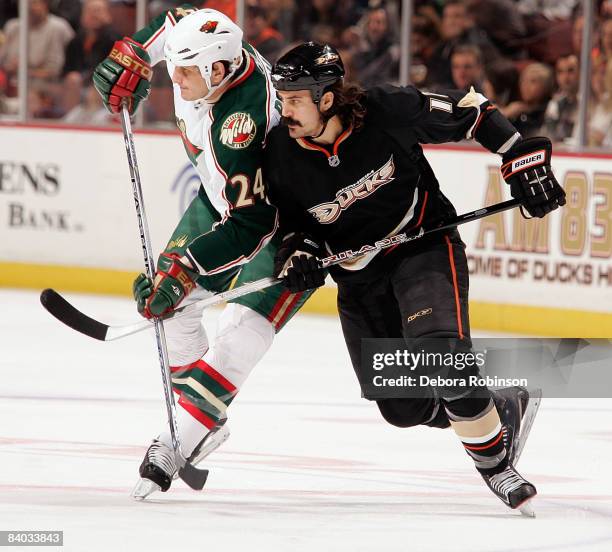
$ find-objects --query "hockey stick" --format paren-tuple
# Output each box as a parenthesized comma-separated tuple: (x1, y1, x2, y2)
(118, 105, 208, 491)
(41, 197, 520, 341)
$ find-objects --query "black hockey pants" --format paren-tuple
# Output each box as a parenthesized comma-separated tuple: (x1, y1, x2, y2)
(336, 231, 491, 429)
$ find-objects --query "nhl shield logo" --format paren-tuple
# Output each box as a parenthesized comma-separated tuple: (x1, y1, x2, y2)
(220, 112, 257, 149)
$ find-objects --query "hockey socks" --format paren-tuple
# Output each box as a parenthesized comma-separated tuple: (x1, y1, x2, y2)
(157, 359, 236, 457)
(446, 398, 508, 473)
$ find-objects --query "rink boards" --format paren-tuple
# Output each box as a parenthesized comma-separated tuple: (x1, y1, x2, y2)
(0, 123, 610, 336)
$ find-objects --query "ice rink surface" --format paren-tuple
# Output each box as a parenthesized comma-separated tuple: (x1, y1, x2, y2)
(1, 288, 611, 552)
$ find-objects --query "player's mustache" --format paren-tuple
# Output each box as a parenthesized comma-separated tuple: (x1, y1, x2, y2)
(282, 117, 301, 127)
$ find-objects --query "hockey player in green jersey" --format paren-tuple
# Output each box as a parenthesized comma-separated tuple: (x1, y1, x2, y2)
(93, 7, 312, 499)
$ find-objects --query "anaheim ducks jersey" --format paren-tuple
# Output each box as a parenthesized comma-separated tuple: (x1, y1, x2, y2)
(133, 6, 279, 275)
(264, 84, 520, 283)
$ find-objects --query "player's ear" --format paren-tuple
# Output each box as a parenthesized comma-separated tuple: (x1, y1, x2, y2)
(211, 61, 227, 85)
(319, 90, 335, 113)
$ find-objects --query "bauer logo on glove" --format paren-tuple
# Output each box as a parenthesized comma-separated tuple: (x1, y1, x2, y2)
(501, 136, 566, 219)
(503, 150, 546, 177)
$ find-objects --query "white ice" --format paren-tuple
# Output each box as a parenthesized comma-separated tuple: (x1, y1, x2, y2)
(1, 289, 611, 552)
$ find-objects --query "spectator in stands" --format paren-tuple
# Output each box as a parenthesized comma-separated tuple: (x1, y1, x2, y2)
(27, 82, 64, 118)
(502, 62, 555, 138)
(572, 14, 598, 59)
(543, 54, 580, 144)
(450, 44, 484, 92)
(427, 0, 498, 89)
(514, 0, 575, 65)
(245, 5, 284, 63)
(63, 83, 113, 125)
(61, 0, 119, 115)
(1, 1, 18, 29)
(599, 18, 612, 62)
(591, 54, 608, 105)
(0, 0, 74, 96)
(49, 0, 83, 31)
(517, 0, 578, 21)
(258, 0, 295, 46)
(352, 3, 399, 87)
(410, 13, 442, 87)
(482, 58, 519, 107)
(295, 0, 357, 44)
(63, 0, 119, 80)
(465, 0, 526, 60)
(589, 58, 612, 147)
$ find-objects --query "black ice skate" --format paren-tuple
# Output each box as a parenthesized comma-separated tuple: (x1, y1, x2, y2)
(132, 425, 231, 500)
(132, 439, 177, 500)
(481, 464, 537, 515)
(492, 386, 542, 465)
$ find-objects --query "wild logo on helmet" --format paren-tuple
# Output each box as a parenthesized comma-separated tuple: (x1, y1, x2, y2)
(200, 20, 218, 33)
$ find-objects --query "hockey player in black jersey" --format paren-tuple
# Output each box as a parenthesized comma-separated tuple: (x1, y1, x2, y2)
(265, 43, 565, 513)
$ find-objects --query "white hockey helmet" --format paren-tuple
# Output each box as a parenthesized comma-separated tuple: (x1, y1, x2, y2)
(164, 9, 243, 97)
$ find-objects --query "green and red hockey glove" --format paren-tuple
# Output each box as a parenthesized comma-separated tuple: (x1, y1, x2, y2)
(93, 37, 152, 114)
(133, 253, 199, 319)
(501, 136, 566, 218)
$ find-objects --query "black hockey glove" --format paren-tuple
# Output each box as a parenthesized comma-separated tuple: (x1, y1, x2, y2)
(501, 136, 566, 218)
(274, 233, 327, 293)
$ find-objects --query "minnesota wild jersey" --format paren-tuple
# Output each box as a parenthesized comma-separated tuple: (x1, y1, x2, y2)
(133, 6, 280, 275)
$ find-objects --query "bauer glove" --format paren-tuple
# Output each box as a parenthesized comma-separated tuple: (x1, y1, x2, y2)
(274, 233, 327, 293)
(501, 136, 566, 218)
(93, 37, 152, 114)
(133, 253, 199, 319)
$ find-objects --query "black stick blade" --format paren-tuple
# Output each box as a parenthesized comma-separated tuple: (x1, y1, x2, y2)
(178, 463, 209, 490)
(40, 289, 109, 341)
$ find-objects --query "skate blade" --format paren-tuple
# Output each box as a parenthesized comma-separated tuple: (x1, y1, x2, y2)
(172, 425, 231, 481)
(131, 478, 162, 501)
(519, 499, 536, 518)
(513, 389, 542, 465)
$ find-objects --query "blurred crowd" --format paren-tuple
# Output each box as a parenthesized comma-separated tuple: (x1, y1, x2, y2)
(1, 0, 612, 148)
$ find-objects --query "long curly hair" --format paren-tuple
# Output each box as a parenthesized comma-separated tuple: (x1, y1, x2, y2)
(323, 81, 367, 131)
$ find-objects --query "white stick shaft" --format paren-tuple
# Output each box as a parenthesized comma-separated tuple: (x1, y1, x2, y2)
(119, 106, 185, 463)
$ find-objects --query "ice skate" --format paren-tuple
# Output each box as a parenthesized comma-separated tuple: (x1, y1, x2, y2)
(190, 423, 231, 465)
(133, 424, 231, 499)
(132, 439, 177, 501)
(481, 464, 537, 516)
(492, 386, 542, 464)
(170, 423, 232, 481)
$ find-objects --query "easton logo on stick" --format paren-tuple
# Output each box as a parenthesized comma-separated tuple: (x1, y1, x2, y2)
(220, 112, 257, 149)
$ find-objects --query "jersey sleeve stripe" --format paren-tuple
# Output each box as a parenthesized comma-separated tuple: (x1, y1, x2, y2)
(191, 210, 279, 275)
(143, 24, 165, 49)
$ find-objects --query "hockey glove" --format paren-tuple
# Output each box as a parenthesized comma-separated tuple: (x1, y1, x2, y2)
(93, 37, 152, 114)
(133, 253, 199, 319)
(274, 233, 327, 293)
(501, 136, 566, 218)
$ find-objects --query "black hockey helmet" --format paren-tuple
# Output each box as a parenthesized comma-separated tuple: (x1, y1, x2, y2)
(272, 42, 345, 103)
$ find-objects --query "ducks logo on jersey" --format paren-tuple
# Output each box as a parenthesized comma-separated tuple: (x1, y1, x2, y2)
(308, 155, 396, 224)
(220, 112, 257, 149)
